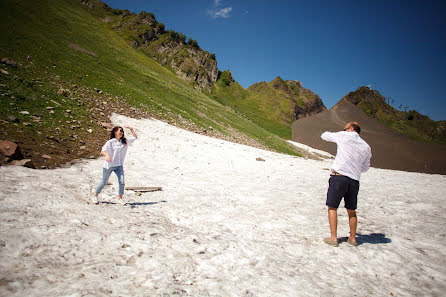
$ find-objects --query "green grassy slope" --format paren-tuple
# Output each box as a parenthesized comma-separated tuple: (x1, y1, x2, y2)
(0, 0, 300, 167)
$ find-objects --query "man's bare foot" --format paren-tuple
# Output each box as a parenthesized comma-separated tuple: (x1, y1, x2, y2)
(323, 238, 339, 247)
(347, 238, 358, 246)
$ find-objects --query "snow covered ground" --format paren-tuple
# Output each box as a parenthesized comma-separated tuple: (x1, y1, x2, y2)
(1, 114, 445, 297)
(287, 140, 334, 159)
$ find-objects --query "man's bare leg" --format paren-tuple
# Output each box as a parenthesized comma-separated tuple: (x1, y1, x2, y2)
(347, 209, 357, 245)
(328, 207, 338, 241)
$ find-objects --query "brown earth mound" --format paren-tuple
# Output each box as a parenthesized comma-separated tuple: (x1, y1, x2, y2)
(291, 99, 446, 174)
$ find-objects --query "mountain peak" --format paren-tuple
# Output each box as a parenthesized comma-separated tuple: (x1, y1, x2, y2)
(270, 76, 289, 92)
(342, 86, 386, 105)
(336, 86, 445, 144)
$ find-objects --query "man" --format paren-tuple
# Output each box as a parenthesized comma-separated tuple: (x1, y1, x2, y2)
(321, 122, 371, 247)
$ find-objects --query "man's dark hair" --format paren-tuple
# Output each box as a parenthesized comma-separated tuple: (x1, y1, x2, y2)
(350, 123, 361, 134)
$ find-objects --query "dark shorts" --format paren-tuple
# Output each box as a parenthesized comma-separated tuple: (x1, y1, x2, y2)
(326, 175, 360, 210)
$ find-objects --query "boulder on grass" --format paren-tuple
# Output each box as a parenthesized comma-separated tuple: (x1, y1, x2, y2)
(0, 140, 24, 160)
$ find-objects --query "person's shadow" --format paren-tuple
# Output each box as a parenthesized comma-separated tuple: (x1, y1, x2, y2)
(128, 200, 167, 208)
(339, 233, 391, 245)
(99, 200, 167, 208)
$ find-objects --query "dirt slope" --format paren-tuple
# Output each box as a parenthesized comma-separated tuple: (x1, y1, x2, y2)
(291, 99, 446, 174)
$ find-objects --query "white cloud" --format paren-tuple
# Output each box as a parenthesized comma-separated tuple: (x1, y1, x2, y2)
(207, 0, 232, 19)
(215, 7, 232, 18)
(207, 6, 232, 19)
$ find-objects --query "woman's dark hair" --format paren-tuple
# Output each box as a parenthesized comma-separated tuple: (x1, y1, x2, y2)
(110, 126, 127, 144)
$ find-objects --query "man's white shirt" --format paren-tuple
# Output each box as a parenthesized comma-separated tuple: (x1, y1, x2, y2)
(321, 131, 371, 181)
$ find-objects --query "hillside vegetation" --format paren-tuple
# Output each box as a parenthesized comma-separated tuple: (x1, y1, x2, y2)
(0, 0, 301, 168)
(76, 1, 446, 146)
(81, 0, 327, 140)
(344, 87, 446, 144)
(85, 0, 218, 93)
(212, 74, 326, 139)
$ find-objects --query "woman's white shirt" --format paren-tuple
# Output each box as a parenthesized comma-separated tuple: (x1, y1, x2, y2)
(101, 137, 136, 169)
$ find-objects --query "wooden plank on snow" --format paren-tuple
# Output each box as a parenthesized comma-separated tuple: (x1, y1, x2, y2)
(125, 186, 162, 192)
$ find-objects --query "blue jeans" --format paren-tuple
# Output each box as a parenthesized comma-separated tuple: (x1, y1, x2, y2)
(95, 166, 125, 195)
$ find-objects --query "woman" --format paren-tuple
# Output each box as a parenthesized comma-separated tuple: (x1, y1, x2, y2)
(92, 125, 137, 205)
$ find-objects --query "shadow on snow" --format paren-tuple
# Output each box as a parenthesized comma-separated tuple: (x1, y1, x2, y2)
(339, 233, 391, 245)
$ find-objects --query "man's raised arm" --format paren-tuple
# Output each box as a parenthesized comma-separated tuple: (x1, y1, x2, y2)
(321, 131, 338, 143)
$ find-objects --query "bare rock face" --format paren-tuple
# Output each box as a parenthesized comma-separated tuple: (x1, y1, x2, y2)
(187, 47, 218, 82)
(154, 39, 183, 60)
(137, 12, 165, 45)
(294, 97, 326, 120)
(0, 140, 24, 160)
(285, 80, 326, 120)
(137, 11, 158, 27)
(169, 47, 218, 92)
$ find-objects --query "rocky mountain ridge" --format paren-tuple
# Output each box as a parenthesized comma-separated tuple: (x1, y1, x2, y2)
(81, 0, 219, 92)
(81, 0, 325, 117)
(79, 0, 444, 144)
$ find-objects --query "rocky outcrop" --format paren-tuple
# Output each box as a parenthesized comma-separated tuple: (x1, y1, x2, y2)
(285, 79, 327, 119)
(158, 42, 218, 92)
(294, 99, 326, 120)
(148, 36, 218, 92)
(249, 77, 326, 123)
(89, 3, 219, 92)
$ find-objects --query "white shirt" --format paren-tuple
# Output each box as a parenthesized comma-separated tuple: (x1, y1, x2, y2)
(321, 131, 371, 181)
(101, 137, 136, 169)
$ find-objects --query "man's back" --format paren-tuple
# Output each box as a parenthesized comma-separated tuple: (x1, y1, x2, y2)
(321, 131, 371, 181)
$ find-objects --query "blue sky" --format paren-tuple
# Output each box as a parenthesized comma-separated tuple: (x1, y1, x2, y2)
(102, 0, 446, 121)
